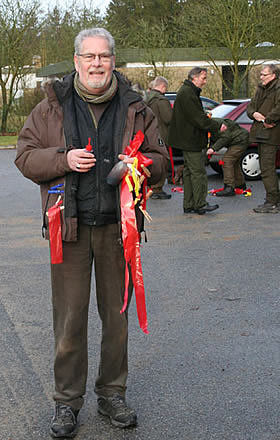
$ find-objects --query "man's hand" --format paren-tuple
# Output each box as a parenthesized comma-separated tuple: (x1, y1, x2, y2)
(67, 149, 96, 172)
(220, 123, 227, 132)
(207, 148, 214, 156)
(118, 154, 135, 164)
(253, 111, 266, 122)
(263, 122, 275, 129)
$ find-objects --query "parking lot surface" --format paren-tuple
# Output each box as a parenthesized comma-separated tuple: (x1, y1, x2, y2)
(1, 149, 280, 440)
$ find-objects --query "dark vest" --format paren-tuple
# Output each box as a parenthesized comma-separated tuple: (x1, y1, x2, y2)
(73, 91, 123, 225)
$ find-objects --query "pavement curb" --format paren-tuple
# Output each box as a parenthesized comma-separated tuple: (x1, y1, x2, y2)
(0, 145, 16, 150)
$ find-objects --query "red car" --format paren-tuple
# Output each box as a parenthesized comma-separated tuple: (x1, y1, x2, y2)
(209, 99, 280, 180)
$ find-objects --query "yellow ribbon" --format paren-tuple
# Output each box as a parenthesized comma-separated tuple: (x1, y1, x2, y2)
(125, 158, 142, 205)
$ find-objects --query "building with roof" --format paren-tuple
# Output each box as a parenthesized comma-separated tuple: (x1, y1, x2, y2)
(34, 46, 280, 100)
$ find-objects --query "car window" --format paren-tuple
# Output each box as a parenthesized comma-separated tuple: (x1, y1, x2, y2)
(235, 111, 252, 124)
(202, 101, 217, 111)
(210, 104, 237, 118)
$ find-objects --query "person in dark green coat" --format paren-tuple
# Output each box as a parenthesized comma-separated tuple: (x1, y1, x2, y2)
(247, 64, 280, 213)
(207, 118, 249, 196)
(168, 67, 221, 215)
(145, 76, 172, 199)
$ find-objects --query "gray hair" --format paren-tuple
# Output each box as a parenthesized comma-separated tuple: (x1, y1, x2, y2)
(74, 28, 115, 55)
(263, 63, 280, 79)
(188, 67, 207, 81)
(152, 76, 168, 88)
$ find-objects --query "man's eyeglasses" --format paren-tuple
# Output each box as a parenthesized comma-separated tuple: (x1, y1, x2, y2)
(77, 53, 112, 63)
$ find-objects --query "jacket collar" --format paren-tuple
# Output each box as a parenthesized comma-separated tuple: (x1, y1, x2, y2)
(259, 77, 279, 91)
(184, 79, 202, 96)
(50, 70, 143, 108)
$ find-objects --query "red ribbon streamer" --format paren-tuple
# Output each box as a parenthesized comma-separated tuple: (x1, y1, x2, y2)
(119, 130, 151, 334)
(120, 181, 148, 334)
(168, 146, 175, 184)
(124, 130, 145, 157)
(48, 200, 63, 264)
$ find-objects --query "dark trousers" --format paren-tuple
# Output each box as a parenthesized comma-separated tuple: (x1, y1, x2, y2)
(151, 153, 169, 192)
(222, 145, 246, 188)
(50, 223, 132, 411)
(183, 151, 208, 210)
(151, 175, 166, 193)
(258, 143, 280, 204)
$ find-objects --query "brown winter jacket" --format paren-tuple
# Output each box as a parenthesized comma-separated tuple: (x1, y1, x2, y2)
(247, 78, 280, 145)
(15, 72, 168, 241)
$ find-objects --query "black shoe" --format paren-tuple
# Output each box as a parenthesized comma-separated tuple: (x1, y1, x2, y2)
(216, 185, 235, 197)
(151, 190, 171, 200)
(97, 394, 137, 428)
(235, 183, 246, 190)
(184, 208, 194, 213)
(194, 202, 219, 215)
(50, 403, 79, 438)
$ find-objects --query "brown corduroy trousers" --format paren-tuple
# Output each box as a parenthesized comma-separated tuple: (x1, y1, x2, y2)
(50, 223, 132, 411)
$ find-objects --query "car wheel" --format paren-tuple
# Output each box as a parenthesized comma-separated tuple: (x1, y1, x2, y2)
(210, 162, 223, 174)
(241, 148, 261, 181)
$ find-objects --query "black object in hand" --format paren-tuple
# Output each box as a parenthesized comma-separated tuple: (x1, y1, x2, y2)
(107, 161, 128, 186)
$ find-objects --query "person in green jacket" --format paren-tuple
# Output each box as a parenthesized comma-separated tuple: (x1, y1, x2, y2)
(207, 118, 249, 196)
(145, 76, 172, 199)
(168, 67, 221, 215)
(247, 64, 280, 213)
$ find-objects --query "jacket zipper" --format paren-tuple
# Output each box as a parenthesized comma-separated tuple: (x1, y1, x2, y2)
(62, 133, 68, 234)
(88, 104, 98, 225)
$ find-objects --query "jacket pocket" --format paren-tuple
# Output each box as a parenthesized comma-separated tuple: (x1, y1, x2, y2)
(255, 125, 270, 141)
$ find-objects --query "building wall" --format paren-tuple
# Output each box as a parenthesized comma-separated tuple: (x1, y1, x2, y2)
(119, 64, 223, 101)
(0, 70, 43, 102)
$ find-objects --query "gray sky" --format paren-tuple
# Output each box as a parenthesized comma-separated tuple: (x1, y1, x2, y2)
(41, 0, 111, 16)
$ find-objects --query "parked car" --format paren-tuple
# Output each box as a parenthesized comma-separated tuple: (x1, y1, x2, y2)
(165, 92, 220, 112)
(208, 99, 280, 180)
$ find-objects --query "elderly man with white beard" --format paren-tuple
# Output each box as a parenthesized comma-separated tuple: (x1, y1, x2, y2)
(15, 27, 168, 438)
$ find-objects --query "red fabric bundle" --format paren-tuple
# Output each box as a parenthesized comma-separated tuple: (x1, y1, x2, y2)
(48, 199, 63, 264)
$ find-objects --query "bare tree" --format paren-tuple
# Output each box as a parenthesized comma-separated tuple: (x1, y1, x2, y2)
(262, 0, 280, 46)
(133, 19, 171, 78)
(0, 0, 41, 132)
(178, 0, 277, 97)
(40, 1, 104, 66)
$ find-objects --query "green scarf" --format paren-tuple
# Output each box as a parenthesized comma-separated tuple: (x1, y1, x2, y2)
(74, 72, 118, 104)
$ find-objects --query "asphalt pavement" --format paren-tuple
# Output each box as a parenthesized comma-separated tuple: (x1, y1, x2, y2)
(1, 149, 280, 440)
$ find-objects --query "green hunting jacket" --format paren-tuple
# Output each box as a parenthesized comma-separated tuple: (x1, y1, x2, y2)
(210, 118, 249, 151)
(145, 89, 172, 145)
(247, 78, 280, 145)
(168, 79, 220, 152)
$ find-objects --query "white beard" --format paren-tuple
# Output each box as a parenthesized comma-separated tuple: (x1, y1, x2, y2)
(87, 76, 107, 90)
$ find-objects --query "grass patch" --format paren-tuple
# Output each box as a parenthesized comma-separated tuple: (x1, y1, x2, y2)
(0, 136, 18, 146)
